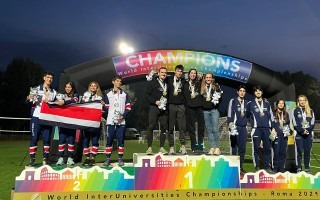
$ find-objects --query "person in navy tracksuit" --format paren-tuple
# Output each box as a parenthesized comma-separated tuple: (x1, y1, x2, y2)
(227, 85, 248, 173)
(103, 75, 131, 167)
(26, 71, 57, 166)
(292, 95, 315, 173)
(272, 99, 292, 173)
(56, 81, 79, 166)
(246, 85, 275, 174)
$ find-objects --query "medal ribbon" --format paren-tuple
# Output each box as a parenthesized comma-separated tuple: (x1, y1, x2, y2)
(157, 78, 167, 95)
(189, 81, 195, 97)
(173, 76, 180, 94)
(206, 84, 212, 99)
(300, 108, 307, 121)
(238, 97, 244, 116)
(255, 98, 264, 115)
(277, 112, 284, 129)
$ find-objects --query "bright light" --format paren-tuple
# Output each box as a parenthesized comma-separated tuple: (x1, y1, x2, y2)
(119, 42, 134, 54)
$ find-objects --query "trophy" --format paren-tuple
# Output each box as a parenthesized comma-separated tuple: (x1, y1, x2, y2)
(282, 125, 290, 136)
(82, 91, 92, 102)
(56, 93, 65, 101)
(302, 120, 310, 129)
(158, 96, 167, 110)
(29, 87, 39, 104)
(211, 91, 223, 105)
(146, 70, 157, 81)
(229, 123, 238, 136)
(269, 129, 277, 142)
(113, 111, 122, 124)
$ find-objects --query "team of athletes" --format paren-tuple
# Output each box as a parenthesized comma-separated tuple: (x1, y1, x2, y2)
(26, 67, 315, 174)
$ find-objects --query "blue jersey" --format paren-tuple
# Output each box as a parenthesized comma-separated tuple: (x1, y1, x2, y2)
(227, 97, 248, 127)
(274, 111, 291, 136)
(292, 107, 315, 134)
(246, 99, 274, 129)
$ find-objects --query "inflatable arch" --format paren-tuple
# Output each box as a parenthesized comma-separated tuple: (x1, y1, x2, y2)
(58, 49, 295, 101)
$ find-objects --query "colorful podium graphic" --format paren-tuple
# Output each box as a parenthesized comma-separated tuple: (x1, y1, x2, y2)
(134, 154, 240, 190)
(14, 166, 134, 192)
(12, 154, 320, 200)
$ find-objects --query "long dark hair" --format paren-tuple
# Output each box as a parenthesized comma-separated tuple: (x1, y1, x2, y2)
(274, 99, 289, 122)
(65, 81, 77, 97)
(188, 68, 201, 91)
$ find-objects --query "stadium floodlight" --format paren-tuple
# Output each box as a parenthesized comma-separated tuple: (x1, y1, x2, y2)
(119, 42, 134, 54)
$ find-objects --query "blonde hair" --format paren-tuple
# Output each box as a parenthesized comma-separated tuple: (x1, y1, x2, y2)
(88, 81, 103, 97)
(200, 73, 221, 95)
(297, 95, 311, 117)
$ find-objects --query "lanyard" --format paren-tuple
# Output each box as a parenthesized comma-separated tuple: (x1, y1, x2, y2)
(277, 111, 284, 128)
(189, 81, 195, 97)
(206, 84, 212, 101)
(238, 97, 244, 116)
(255, 98, 264, 116)
(173, 76, 180, 95)
(157, 78, 167, 96)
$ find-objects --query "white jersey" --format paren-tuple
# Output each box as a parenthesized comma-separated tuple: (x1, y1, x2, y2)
(31, 84, 56, 117)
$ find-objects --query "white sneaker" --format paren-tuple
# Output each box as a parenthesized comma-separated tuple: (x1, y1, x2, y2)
(159, 147, 168, 155)
(146, 147, 153, 155)
(56, 157, 64, 166)
(180, 146, 187, 155)
(213, 148, 221, 156)
(169, 147, 175, 155)
(67, 157, 75, 165)
(208, 148, 215, 155)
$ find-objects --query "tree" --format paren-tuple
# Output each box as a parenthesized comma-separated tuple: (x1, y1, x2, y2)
(1, 58, 45, 129)
(280, 70, 320, 119)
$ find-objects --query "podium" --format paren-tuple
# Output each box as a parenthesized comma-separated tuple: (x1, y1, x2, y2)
(12, 154, 320, 200)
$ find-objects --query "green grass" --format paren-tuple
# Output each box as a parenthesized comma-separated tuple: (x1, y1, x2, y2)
(2, 137, 320, 200)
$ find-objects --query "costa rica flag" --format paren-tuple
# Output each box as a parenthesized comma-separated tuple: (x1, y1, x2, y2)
(39, 102, 102, 129)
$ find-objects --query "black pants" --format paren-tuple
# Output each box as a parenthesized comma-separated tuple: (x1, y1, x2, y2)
(147, 105, 168, 147)
(168, 104, 186, 147)
(186, 106, 205, 151)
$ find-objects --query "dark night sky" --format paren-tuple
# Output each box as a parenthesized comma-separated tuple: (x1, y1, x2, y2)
(1, 0, 320, 81)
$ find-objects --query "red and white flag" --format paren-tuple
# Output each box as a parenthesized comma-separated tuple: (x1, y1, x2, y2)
(39, 102, 102, 129)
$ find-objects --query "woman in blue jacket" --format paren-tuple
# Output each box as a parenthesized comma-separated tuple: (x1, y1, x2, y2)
(292, 95, 315, 173)
(272, 99, 292, 173)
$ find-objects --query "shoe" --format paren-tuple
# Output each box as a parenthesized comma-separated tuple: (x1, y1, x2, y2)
(82, 158, 90, 166)
(169, 147, 175, 155)
(43, 158, 49, 165)
(192, 148, 199, 155)
(118, 158, 124, 166)
(305, 169, 311, 174)
(208, 148, 215, 155)
(159, 147, 168, 155)
(28, 158, 36, 166)
(103, 158, 111, 166)
(255, 166, 260, 172)
(56, 157, 64, 166)
(297, 168, 302, 173)
(67, 157, 75, 166)
(180, 146, 187, 155)
(213, 148, 221, 156)
(90, 158, 96, 166)
(265, 168, 275, 174)
(146, 147, 153, 155)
